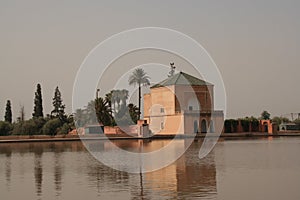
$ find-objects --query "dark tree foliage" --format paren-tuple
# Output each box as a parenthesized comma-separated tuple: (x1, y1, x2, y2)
(128, 103, 139, 124)
(231, 119, 239, 132)
(95, 97, 113, 126)
(105, 92, 112, 108)
(58, 123, 71, 135)
(224, 119, 238, 133)
(261, 110, 271, 120)
(240, 119, 250, 132)
(58, 114, 75, 135)
(250, 117, 259, 132)
(224, 120, 232, 133)
(51, 86, 66, 122)
(33, 83, 44, 118)
(4, 100, 12, 123)
(0, 121, 12, 136)
(42, 118, 62, 136)
(12, 117, 47, 135)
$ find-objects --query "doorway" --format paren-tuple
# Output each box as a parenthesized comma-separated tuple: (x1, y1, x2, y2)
(201, 119, 207, 133)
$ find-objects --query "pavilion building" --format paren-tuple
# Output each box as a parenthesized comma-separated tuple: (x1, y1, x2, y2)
(143, 72, 224, 134)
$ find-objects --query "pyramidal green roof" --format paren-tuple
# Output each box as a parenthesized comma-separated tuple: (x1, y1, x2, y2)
(151, 72, 212, 89)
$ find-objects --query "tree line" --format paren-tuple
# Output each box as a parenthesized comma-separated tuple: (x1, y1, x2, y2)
(0, 68, 150, 136)
(224, 110, 300, 133)
(0, 84, 73, 136)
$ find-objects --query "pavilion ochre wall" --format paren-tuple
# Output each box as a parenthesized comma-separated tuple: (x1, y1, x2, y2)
(144, 85, 176, 117)
(144, 85, 184, 134)
(144, 93, 151, 118)
(159, 114, 184, 134)
(149, 86, 176, 115)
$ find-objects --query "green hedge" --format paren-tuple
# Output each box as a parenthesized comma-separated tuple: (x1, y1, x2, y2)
(0, 121, 12, 136)
(240, 119, 250, 132)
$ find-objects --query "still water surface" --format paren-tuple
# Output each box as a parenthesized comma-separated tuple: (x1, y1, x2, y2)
(0, 137, 300, 200)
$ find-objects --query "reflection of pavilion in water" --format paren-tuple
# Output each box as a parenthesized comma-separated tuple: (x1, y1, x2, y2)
(87, 139, 217, 199)
(0, 140, 217, 199)
(143, 140, 217, 199)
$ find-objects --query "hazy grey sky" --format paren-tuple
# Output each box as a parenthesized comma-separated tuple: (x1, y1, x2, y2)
(1, 0, 299, 120)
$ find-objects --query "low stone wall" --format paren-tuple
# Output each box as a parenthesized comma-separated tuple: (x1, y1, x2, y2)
(104, 126, 117, 134)
(0, 135, 79, 140)
(104, 125, 138, 135)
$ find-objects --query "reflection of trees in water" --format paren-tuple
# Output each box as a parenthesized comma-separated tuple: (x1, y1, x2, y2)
(3, 142, 85, 198)
(85, 160, 130, 194)
(34, 146, 43, 197)
(54, 149, 63, 196)
(0, 141, 85, 154)
(0, 141, 86, 198)
(0, 146, 14, 188)
(5, 149, 12, 187)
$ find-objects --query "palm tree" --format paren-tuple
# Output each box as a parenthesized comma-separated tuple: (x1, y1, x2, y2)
(120, 89, 129, 106)
(106, 90, 117, 116)
(105, 92, 112, 108)
(114, 90, 121, 112)
(75, 108, 85, 127)
(94, 97, 112, 126)
(86, 100, 97, 124)
(128, 68, 150, 120)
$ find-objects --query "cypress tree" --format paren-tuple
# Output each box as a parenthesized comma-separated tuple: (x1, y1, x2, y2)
(51, 86, 65, 120)
(33, 83, 44, 118)
(4, 100, 12, 123)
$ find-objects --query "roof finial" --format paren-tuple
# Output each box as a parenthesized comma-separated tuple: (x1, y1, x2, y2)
(168, 62, 176, 77)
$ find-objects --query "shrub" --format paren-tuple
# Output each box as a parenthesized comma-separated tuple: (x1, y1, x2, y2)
(224, 120, 232, 133)
(12, 117, 47, 135)
(0, 121, 12, 136)
(57, 123, 70, 135)
(251, 118, 259, 132)
(13, 120, 35, 135)
(42, 118, 62, 136)
(231, 119, 239, 132)
(241, 119, 250, 132)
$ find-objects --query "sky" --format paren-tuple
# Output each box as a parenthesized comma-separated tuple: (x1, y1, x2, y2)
(0, 0, 300, 120)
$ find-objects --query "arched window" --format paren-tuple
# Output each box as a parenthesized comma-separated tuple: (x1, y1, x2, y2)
(209, 120, 215, 133)
(194, 120, 198, 133)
